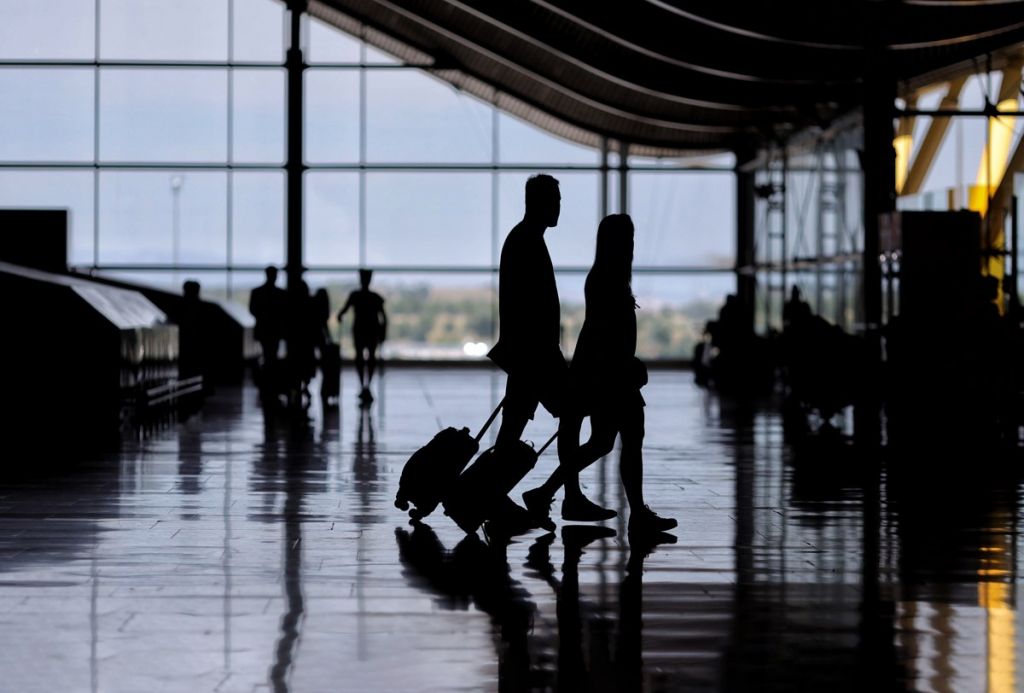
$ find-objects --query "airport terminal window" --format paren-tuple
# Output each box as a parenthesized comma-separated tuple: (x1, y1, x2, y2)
(0, 0, 96, 60)
(99, 69, 229, 163)
(100, 0, 229, 62)
(232, 171, 286, 266)
(304, 172, 360, 265)
(366, 172, 492, 267)
(630, 172, 736, 268)
(232, 0, 285, 63)
(307, 14, 362, 64)
(0, 69, 94, 162)
(98, 170, 228, 264)
(0, 0, 736, 360)
(233, 69, 286, 164)
(365, 70, 494, 164)
(304, 70, 361, 164)
(497, 112, 600, 165)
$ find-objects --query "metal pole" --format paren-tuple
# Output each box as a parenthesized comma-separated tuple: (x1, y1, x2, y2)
(735, 146, 757, 332)
(171, 174, 183, 287)
(618, 142, 629, 214)
(599, 137, 609, 218)
(285, 0, 306, 292)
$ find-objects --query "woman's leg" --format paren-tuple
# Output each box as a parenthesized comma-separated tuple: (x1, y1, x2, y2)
(620, 405, 677, 533)
(618, 406, 646, 511)
(531, 412, 616, 500)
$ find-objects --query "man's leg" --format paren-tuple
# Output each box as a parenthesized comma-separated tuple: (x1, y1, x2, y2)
(354, 344, 367, 390)
(495, 375, 533, 450)
(366, 342, 378, 385)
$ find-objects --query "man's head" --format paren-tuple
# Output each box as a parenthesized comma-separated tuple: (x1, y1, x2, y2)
(264, 265, 278, 284)
(359, 268, 373, 289)
(183, 280, 201, 300)
(524, 174, 560, 228)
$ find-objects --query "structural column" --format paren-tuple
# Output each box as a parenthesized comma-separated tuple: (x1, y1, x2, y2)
(618, 142, 629, 214)
(735, 147, 757, 332)
(286, 0, 307, 292)
(861, 66, 896, 334)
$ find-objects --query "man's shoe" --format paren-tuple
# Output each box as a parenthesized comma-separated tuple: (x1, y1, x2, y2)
(561, 495, 617, 522)
(522, 488, 557, 532)
(627, 505, 677, 535)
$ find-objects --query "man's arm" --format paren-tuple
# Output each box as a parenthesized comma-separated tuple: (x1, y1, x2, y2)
(337, 292, 354, 321)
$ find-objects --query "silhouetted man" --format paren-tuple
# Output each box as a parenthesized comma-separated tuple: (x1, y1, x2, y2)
(179, 279, 204, 381)
(488, 174, 585, 532)
(338, 269, 387, 403)
(249, 266, 286, 371)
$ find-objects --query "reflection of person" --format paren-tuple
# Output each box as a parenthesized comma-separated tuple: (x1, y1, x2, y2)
(249, 266, 286, 371)
(524, 215, 676, 534)
(338, 269, 387, 403)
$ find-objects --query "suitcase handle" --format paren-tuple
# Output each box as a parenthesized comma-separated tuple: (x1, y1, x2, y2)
(474, 397, 506, 443)
(535, 432, 558, 456)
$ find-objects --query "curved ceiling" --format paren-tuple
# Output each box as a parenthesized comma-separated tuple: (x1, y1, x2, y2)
(311, 0, 1024, 156)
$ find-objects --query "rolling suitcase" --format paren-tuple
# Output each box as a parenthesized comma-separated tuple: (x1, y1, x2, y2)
(443, 432, 558, 535)
(394, 400, 504, 521)
(320, 341, 341, 405)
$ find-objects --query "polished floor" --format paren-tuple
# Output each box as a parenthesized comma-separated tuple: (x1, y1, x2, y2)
(1, 368, 1022, 692)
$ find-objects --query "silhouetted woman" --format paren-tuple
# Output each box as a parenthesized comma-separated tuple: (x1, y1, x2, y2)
(524, 214, 676, 535)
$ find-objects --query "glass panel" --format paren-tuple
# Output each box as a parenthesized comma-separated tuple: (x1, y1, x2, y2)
(0, 69, 94, 162)
(365, 173, 492, 267)
(0, 170, 94, 266)
(358, 272, 494, 359)
(99, 69, 228, 162)
(98, 170, 227, 264)
(631, 273, 732, 359)
(100, 0, 228, 61)
(497, 113, 599, 165)
(304, 172, 360, 266)
(232, 69, 285, 164)
(305, 70, 361, 163)
(0, 0, 95, 60)
(232, 0, 284, 63)
(307, 15, 361, 63)
(232, 171, 284, 265)
(366, 70, 492, 163)
(364, 44, 400, 65)
(556, 272, 732, 359)
(629, 171, 735, 267)
(498, 172, 600, 268)
(95, 270, 179, 292)
(99, 69, 228, 163)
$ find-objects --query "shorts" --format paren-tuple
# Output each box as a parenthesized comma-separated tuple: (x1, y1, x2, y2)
(502, 359, 569, 421)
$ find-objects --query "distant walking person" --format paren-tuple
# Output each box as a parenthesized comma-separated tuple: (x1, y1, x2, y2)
(488, 174, 604, 530)
(523, 215, 676, 535)
(249, 266, 286, 374)
(286, 279, 317, 409)
(338, 269, 387, 403)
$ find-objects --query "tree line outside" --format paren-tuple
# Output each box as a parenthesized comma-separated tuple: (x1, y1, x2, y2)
(213, 279, 724, 361)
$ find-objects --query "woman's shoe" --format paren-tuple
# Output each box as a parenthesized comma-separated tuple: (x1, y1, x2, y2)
(628, 505, 677, 534)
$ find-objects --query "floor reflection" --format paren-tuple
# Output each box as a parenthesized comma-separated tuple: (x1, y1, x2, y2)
(0, 371, 1023, 692)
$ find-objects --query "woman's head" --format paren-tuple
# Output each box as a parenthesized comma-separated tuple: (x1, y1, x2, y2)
(594, 213, 634, 278)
